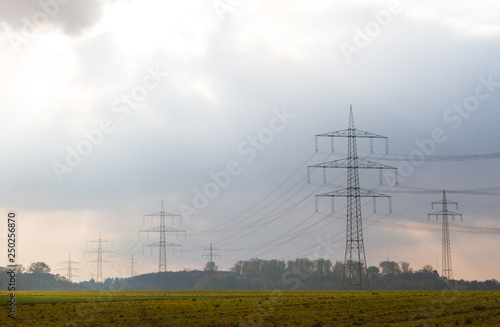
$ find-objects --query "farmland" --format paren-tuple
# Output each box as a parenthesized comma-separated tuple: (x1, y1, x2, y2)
(1, 290, 499, 326)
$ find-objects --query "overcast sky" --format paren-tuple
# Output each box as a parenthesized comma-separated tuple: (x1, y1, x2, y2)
(1, 0, 499, 282)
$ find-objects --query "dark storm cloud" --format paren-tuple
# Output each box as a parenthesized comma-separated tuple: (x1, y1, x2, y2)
(0, 0, 115, 35)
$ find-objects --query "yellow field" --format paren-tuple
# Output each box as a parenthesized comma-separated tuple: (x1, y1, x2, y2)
(1, 290, 499, 326)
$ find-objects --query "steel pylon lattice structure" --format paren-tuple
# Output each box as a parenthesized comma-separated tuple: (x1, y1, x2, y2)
(58, 253, 80, 283)
(128, 255, 138, 277)
(202, 243, 221, 272)
(428, 190, 463, 280)
(85, 233, 114, 283)
(141, 201, 185, 273)
(309, 106, 397, 290)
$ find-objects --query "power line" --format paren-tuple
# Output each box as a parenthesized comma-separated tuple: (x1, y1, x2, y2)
(379, 184, 500, 196)
(364, 152, 500, 162)
(352, 89, 500, 106)
(192, 152, 322, 236)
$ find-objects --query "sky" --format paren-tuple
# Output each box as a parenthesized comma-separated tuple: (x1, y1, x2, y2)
(0, 0, 499, 283)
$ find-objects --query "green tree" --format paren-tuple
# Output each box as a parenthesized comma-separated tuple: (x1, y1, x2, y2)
(315, 258, 332, 277)
(204, 261, 218, 272)
(231, 261, 244, 275)
(400, 261, 412, 274)
(28, 262, 51, 274)
(379, 261, 401, 275)
(367, 266, 380, 278)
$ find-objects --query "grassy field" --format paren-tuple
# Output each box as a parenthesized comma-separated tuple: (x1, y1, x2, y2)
(0, 290, 499, 326)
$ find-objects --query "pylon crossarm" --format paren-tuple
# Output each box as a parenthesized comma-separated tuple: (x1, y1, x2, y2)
(315, 187, 390, 198)
(316, 129, 387, 139)
(309, 158, 395, 170)
(315, 188, 392, 213)
(144, 242, 182, 248)
(85, 249, 114, 254)
(308, 159, 397, 185)
(428, 210, 462, 216)
(428, 212, 463, 222)
(431, 201, 458, 210)
(144, 227, 186, 234)
(144, 212, 181, 218)
(359, 188, 392, 198)
(144, 213, 183, 225)
(316, 130, 389, 154)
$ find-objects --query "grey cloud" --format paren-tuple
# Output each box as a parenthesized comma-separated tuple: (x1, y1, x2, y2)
(0, 0, 114, 35)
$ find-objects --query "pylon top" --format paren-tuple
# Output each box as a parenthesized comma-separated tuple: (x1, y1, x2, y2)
(144, 201, 182, 219)
(316, 106, 387, 140)
(349, 104, 355, 130)
(431, 190, 459, 209)
(428, 190, 463, 221)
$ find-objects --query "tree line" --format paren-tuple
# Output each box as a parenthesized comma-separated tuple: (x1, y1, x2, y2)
(1, 258, 498, 291)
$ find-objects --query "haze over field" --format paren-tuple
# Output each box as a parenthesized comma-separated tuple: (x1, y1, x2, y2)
(0, 0, 499, 282)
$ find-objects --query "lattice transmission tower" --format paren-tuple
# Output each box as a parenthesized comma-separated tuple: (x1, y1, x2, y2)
(141, 201, 185, 272)
(428, 190, 462, 280)
(128, 255, 138, 277)
(85, 232, 114, 283)
(308, 106, 397, 290)
(202, 243, 221, 272)
(58, 253, 80, 283)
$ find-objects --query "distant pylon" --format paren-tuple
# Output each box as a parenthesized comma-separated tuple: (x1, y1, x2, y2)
(128, 255, 138, 277)
(309, 106, 397, 290)
(141, 201, 185, 272)
(58, 253, 80, 282)
(428, 190, 463, 280)
(202, 243, 221, 272)
(85, 232, 114, 283)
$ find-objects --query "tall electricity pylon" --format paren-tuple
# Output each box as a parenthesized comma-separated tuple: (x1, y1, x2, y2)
(58, 253, 80, 283)
(428, 190, 462, 280)
(202, 243, 221, 272)
(85, 232, 114, 283)
(309, 106, 397, 290)
(128, 255, 138, 277)
(141, 201, 185, 272)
